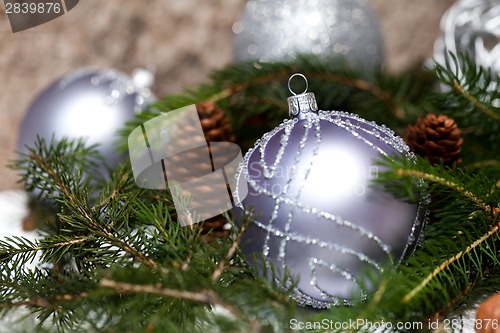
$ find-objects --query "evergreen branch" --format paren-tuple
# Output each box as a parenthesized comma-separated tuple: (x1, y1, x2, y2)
(206, 68, 401, 117)
(89, 225, 159, 271)
(207, 71, 291, 103)
(99, 278, 220, 305)
(373, 155, 500, 320)
(0, 292, 90, 309)
(433, 53, 500, 150)
(430, 268, 485, 320)
(211, 218, 249, 282)
(403, 223, 500, 303)
(95, 172, 130, 210)
(0, 235, 92, 261)
(468, 160, 500, 170)
(62, 213, 159, 271)
(1, 215, 158, 274)
(120, 55, 434, 157)
(27, 148, 82, 207)
(395, 168, 492, 213)
(450, 80, 500, 123)
(346, 277, 388, 333)
(309, 72, 401, 117)
(248, 96, 288, 111)
(13, 137, 104, 208)
(44, 237, 92, 249)
(151, 214, 170, 243)
(98, 279, 263, 332)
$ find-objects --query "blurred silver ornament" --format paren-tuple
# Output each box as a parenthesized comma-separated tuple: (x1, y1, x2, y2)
(234, 74, 427, 308)
(433, 0, 500, 74)
(18, 68, 155, 175)
(233, 0, 384, 69)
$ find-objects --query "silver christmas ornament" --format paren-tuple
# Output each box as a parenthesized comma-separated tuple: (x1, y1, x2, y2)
(18, 68, 155, 174)
(233, 0, 384, 69)
(234, 74, 426, 308)
(433, 0, 500, 74)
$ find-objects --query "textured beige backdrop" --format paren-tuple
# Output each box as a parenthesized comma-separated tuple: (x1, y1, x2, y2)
(0, 0, 455, 190)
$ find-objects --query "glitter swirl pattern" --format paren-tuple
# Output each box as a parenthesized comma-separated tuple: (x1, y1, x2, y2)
(234, 111, 427, 308)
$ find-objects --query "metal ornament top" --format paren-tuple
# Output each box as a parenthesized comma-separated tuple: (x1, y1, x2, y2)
(287, 73, 318, 120)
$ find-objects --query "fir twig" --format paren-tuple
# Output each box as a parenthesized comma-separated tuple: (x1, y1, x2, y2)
(434, 53, 500, 158)
(430, 268, 485, 320)
(450, 80, 500, 123)
(207, 69, 402, 118)
(403, 223, 500, 303)
(211, 217, 250, 282)
(99, 278, 221, 305)
(206, 71, 291, 103)
(98, 279, 263, 333)
(395, 168, 493, 213)
(308, 72, 402, 117)
(1, 292, 90, 309)
(468, 160, 500, 170)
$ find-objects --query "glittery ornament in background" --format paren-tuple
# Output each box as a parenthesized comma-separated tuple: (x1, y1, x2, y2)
(18, 68, 155, 175)
(234, 74, 426, 308)
(233, 0, 384, 69)
(433, 0, 500, 75)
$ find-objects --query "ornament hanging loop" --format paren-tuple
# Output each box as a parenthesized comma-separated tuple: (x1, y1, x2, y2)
(288, 73, 309, 95)
(287, 73, 318, 119)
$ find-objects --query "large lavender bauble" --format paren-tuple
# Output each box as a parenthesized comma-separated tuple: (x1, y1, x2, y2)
(18, 68, 154, 175)
(234, 111, 426, 308)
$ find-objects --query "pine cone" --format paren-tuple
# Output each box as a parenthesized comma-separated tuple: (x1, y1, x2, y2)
(166, 101, 234, 181)
(406, 114, 463, 166)
(196, 101, 234, 239)
(196, 101, 235, 143)
(476, 293, 500, 333)
(199, 215, 231, 241)
(168, 101, 235, 240)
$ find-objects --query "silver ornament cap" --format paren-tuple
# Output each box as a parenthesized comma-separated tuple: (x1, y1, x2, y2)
(287, 73, 318, 120)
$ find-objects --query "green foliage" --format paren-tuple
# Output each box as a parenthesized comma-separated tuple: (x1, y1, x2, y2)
(434, 53, 500, 170)
(3, 54, 500, 332)
(118, 55, 435, 152)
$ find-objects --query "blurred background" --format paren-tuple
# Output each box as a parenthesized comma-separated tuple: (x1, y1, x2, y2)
(0, 0, 455, 191)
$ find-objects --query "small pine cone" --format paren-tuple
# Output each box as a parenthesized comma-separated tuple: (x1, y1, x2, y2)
(199, 215, 230, 241)
(196, 101, 235, 143)
(406, 114, 463, 166)
(196, 101, 234, 240)
(166, 101, 235, 181)
(476, 293, 500, 333)
(168, 101, 235, 240)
